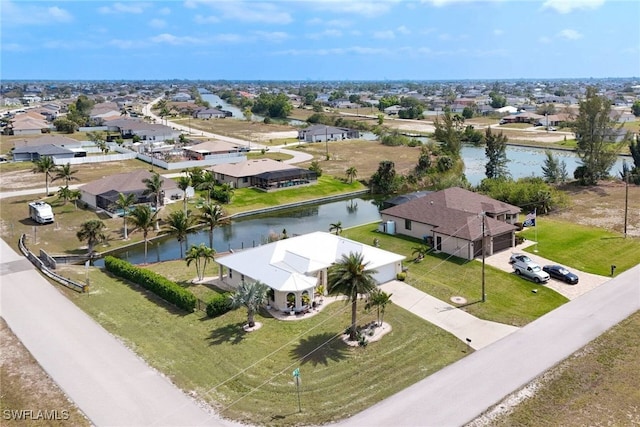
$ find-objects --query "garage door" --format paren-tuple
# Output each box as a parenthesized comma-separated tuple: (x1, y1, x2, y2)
(493, 232, 513, 253)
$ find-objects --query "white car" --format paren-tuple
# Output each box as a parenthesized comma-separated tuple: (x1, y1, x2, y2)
(512, 261, 550, 283)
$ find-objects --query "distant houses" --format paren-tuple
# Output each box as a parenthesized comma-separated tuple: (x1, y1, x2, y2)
(298, 125, 360, 143)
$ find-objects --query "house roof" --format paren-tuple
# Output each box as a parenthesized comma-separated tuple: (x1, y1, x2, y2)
(13, 144, 74, 156)
(212, 158, 297, 178)
(13, 135, 80, 149)
(80, 169, 178, 196)
(381, 187, 520, 240)
(216, 231, 406, 292)
(184, 140, 243, 154)
(299, 124, 355, 136)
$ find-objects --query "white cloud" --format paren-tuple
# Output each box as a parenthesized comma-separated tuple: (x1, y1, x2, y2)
(422, 0, 500, 6)
(397, 25, 410, 35)
(194, 15, 220, 24)
(274, 46, 390, 56)
(539, 36, 552, 43)
(199, 2, 292, 24)
(149, 19, 166, 29)
(542, 0, 605, 14)
(306, 29, 344, 40)
(558, 29, 583, 40)
(1, 43, 26, 52)
(253, 31, 289, 43)
(150, 33, 201, 45)
(493, 29, 504, 36)
(0, 1, 73, 26)
(373, 30, 395, 40)
(108, 39, 148, 49)
(98, 2, 150, 14)
(310, 0, 399, 17)
(158, 7, 171, 16)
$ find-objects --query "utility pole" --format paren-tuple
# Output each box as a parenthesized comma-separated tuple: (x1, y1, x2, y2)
(481, 213, 486, 302)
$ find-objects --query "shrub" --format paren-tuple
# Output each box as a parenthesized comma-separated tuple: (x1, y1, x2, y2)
(104, 256, 196, 312)
(206, 293, 232, 318)
(396, 272, 407, 281)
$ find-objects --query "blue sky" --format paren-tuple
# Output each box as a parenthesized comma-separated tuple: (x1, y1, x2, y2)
(1, 0, 639, 81)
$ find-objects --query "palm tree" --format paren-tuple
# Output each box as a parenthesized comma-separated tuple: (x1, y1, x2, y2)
(327, 252, 378, 341)
(217, 183, 234, 204)
(412, 244, 430, 262)
(198, 202, 227, 249)
(52, 163, 79, 186)
(76, 219, 106, 255)
(128, 205, 157, 264)
(142, 172, 164, 209)
(69, 189, 82, 210)
(229, 280, 270, 329)
(184, 167, 204, 189)
(185, 243, 216, 281)
(32, 156, 57, 196)
(345, 166, 358, 183)
(176, 175, 191, 214)
(329, 221, 343, 236)
(112, 193, 136, 240)
(162, 210, 194, 258)
(56, 185, 73, 205)
(196, 171, 216, 203)
(365, 289, 393, 326)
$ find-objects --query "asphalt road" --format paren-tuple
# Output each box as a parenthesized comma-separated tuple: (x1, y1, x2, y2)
(0, 239, 234, 426)
(338, 263, 640, 427)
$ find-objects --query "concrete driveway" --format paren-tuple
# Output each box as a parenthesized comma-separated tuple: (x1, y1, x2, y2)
(484, 240, 610, 300)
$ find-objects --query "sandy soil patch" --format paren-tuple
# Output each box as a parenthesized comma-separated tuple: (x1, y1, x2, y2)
(250, 130, 298, 142)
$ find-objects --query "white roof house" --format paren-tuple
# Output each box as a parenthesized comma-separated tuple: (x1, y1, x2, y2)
(216, 231, 406, 313)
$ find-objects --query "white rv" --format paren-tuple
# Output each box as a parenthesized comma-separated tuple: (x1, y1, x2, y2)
(29, 201, 54, 224)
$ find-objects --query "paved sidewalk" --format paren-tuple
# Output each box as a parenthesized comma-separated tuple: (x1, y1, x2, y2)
(0, 239, 231, 427)
(380, 281, 519, 350)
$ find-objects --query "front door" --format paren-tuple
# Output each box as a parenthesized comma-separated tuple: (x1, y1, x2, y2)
(436, 236, 442, 251)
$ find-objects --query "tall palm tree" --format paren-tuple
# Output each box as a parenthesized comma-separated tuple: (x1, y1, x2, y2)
(196, 171, 216, 203)
(328, 252, 378, 341)
(162, 210, 194, 258)
(365, 289, 393, 327)
(69, 189, 82, 210)
(229, 280, 270, 328)
(329, 221, 343, 236)
(184, 167, 204, 189)
(32, 156, 57, 196)
(345, 166, 358, 183)
(176, 175, 191, 214)
(198, 202, 227, 249)
(127, 205, 157, 264)
(112, 192, 136, 240)
(76, 219, 106, 255)
(142, 172, 164, 209)
(185, 243, 216, 281)
(52, 162, 79, 186)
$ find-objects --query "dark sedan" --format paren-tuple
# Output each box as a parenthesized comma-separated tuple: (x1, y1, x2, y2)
(543, 265, 579, 284)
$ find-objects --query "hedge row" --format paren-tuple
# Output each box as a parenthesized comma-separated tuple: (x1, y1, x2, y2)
(104, 256, 197, 312)
(206, 293, 232, 318)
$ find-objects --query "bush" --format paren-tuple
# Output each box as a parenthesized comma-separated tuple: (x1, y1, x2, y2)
(206, 293, 232, 318)
(396, 272, 407, 281)
(104, 256, 196, 312)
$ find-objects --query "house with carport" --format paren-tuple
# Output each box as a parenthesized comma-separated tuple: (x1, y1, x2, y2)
(211, 158, 317, 191)
(380, 187, 520, 260)
(215, 231, 406, 313)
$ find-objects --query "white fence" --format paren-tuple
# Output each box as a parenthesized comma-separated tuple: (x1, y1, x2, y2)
(53, 152, 137, 165)
(137, 153, 246, 170)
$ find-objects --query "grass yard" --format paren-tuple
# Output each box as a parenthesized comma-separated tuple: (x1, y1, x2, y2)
(486, 310, 640, 426)
(519, 217, 640, 276)
(342, 224, 568, 327)
(56, 264, 467, 426)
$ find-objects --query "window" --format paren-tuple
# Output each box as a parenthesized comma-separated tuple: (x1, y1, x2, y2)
(405, 219, 412, 230)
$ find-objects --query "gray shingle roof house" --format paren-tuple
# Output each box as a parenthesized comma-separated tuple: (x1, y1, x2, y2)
(211, 158, 317, 191)
(380, 187, 520, 260)
(79, 169, 182, 211)
(297, 125, 360, 143)
(12, 144, 77, 162)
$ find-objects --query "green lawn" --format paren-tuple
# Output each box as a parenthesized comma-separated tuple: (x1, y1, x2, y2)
(59, 264, 466, 426)
(519, 218, 640, 276)
(342, 225, 568, 327)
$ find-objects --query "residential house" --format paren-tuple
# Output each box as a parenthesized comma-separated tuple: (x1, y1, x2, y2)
(79, 169, 183, 212)
(211, 158, 317, 191)
(7, 112, 52, 135)
(183, 140, 248, 161)
(500, 111, 544, 124)
(12, 144, 77, 162)
(171, 93, 192, 102)
(13, 135, 81, 149)
(193, 108, 229, 119)
(380, 187, 520, 260)
(383, 105, 404, 116)
(215, 231, 406, 313)
(105, 118, 180, 141)
(297, 124, 360, 143)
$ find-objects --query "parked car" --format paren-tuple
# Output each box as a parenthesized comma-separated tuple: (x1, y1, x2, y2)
(513, 263, 550, 283)
(509, 253, 532, 265)
(543, 265, 579, 285)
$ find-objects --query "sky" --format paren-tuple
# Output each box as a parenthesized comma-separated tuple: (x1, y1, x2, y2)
(1, 0, 639, 81)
